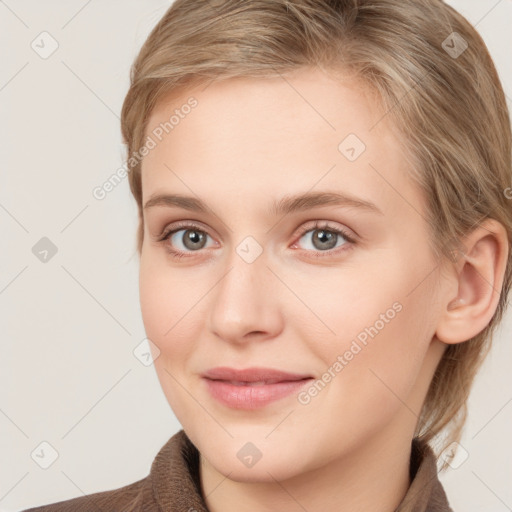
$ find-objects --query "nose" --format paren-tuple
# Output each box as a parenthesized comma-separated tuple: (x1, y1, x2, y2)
(207, 246, 284, 346)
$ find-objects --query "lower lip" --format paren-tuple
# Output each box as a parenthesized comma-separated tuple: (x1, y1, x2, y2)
(203, 378, 313, 409)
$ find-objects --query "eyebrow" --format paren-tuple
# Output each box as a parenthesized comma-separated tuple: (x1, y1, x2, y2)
(143, 191, 383, 216)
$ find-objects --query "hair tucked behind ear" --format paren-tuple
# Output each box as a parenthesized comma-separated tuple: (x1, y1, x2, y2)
(120, 0, 512, 462)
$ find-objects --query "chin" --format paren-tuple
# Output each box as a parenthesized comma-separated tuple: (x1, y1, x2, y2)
(211, 458, 299, 484)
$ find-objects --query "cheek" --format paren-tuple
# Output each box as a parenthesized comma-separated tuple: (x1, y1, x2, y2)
(336, 265, 436, 415)
(309, 245, 437, 393)
(139, 255, 200, 364)
(139, 256, 204, 420)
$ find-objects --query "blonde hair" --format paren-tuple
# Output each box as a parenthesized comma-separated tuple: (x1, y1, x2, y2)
(120, 0, 512, 457)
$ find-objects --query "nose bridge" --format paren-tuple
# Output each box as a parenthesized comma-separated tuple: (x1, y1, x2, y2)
(208, 234, 282, 342)
(215, 234, 268, 314)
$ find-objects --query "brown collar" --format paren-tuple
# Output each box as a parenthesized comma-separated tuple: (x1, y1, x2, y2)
(150, 430, 453, 512)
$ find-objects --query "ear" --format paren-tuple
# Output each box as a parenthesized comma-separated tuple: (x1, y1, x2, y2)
(435, 218, 510, 345)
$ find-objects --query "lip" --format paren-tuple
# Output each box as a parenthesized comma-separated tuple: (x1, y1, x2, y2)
(201, 366, 312, 383)
(201, 367, 314, 410)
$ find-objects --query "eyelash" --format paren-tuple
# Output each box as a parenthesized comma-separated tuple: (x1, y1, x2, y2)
(157, 220, 356, 261)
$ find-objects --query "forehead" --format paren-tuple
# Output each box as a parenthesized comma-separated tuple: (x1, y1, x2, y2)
(145, 67, 387, 150)
(141, 67, 422, 219)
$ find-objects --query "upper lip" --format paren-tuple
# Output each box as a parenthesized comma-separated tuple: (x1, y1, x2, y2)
(201, 367, 313, 383)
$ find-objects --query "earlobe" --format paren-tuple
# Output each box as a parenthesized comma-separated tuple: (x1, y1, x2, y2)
(435, 219, 509, 345)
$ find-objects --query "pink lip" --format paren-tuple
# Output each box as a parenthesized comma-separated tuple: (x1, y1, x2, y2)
(203, 378, 313, 409)
(201, 366, 314, 410)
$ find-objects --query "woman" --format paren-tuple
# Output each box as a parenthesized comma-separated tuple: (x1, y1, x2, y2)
(24, 0, 511, 510)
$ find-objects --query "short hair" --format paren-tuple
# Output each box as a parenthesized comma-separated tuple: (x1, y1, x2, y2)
(120, 0, 512, 457)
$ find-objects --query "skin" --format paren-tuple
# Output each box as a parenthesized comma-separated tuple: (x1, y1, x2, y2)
(138, 66, 508, 512)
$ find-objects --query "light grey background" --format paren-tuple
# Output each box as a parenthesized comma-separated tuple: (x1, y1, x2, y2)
(1, 1, 511, 511)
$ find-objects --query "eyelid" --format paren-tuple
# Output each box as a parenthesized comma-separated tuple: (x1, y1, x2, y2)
(290, 220, 357, 245)
(158, 220, 215, 241)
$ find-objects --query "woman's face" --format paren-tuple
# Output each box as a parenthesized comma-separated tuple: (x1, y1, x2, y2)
(139, 67, 447, 482)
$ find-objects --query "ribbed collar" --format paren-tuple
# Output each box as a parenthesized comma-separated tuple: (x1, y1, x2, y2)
(150, 429, 453, 512)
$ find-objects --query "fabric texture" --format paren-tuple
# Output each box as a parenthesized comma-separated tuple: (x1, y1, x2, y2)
(22, 429, 453, 512)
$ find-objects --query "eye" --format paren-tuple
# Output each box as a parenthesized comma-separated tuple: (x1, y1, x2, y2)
(291, 220, 356, 258)
(157, 221, 217, 259)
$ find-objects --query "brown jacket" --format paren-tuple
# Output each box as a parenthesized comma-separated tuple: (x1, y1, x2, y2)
(22, 429, 454, 512)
